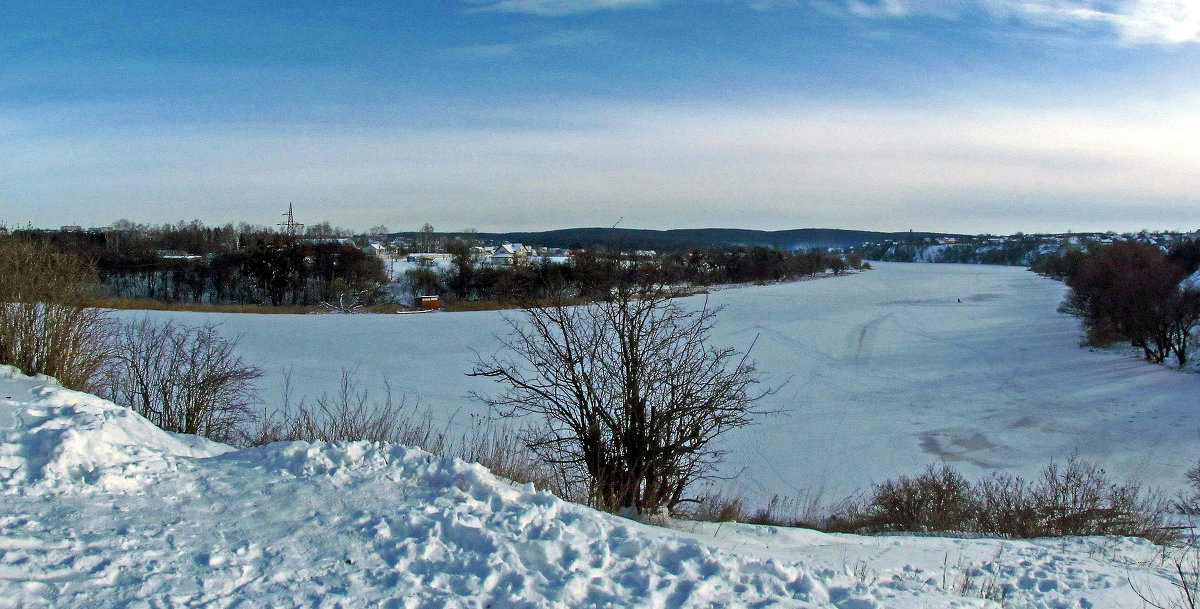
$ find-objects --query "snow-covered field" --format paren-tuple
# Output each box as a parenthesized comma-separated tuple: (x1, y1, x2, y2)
(118, 262, 1200, 504)
(0, 366, 1193, 608)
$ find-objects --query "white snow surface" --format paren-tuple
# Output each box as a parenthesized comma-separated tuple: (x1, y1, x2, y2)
(0, 367, 1190, 608)
(117, 262, 1200, 504)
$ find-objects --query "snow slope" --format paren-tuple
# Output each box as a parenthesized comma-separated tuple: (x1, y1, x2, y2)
(117, 262, 1200, 504)
(0, 368, 1189, 608)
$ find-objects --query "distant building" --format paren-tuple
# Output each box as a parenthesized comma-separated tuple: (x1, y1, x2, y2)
(407, 253, 452, 265)
(486, 243, 533, 266)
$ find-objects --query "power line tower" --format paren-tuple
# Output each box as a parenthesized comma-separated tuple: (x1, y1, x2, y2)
(278, 203, 304, 236)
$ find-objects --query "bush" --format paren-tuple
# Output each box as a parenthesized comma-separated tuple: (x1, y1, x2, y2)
(471, 282, 771, 515)
(683, 492, 749, 523)
(832, 457, 1172, 542)
(864, 464, 977, 533)
(0, 237, 114, 391)
(101, 318, 261, 444)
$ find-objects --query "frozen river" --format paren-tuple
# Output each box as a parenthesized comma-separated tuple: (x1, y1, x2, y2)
(120, 262, 1200, 503)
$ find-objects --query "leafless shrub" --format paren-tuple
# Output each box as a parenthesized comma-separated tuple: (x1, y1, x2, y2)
(975, 472, 1039, 538)
(0, 237, 114, 391)
(471, 282, 772, 515)
(683, 492, 749, 523)
(835, 457, 1173, 542)
(248, 369, 444, 452)
(101, 318, 261, 444)
(1031, 456, 1171, 542)
(861, 463, 978, 533)
(1177, 463, 1200, 516)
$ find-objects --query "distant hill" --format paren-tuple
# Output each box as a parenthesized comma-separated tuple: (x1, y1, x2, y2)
(394, 227, 961, 252)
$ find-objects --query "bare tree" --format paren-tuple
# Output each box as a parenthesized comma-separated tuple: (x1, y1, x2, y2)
(421, 223, 435, 253)
(102, 319, 261, 443)
(368, 225, 389, 240)
(471, 283, 771, 515)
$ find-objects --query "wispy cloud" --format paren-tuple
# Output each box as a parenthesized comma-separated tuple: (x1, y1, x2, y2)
(461, 0, 659, 16)
(448, 29, 607, 58)
(835, 0, 1200, 45)
(8, 98, 1199, 233)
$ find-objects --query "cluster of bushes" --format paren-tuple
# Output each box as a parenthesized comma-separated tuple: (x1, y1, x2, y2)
(834, 459, 1171, 542)
(100, 319, 262, 443)
(690, 458, 1173, 543)
(0, 237, 261, 443)
(0, 238, 114, 391)
(1035, 241, 1200, 366)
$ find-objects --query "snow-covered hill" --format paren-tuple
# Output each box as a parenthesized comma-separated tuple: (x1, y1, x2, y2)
(0, 367, 1191, 608)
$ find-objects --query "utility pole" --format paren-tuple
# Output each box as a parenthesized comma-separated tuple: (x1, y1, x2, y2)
(278, 203, 304, 236)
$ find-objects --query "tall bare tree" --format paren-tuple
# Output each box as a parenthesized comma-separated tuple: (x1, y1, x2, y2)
(471, 283, 771, 515)
(421, 223, 435, 253)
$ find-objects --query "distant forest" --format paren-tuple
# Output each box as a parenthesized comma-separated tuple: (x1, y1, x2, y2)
(414, 244, 862, 304)
(397, 227, 957, 253)
(9, 221, 863, 308)
(12, 221, 387, 307)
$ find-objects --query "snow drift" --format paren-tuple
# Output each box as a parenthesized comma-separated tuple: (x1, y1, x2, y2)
(0, 367, 1189, 608)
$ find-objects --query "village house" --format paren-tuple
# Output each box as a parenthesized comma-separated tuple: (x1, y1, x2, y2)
(485, 243, 534, 266)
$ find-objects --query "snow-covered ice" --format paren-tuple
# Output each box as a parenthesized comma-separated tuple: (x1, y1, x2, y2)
(117, 262, 1200, 504)
(0, 365, 1192, 608)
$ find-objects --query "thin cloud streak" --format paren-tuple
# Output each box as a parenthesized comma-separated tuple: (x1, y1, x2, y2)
(5, 102, 1198, 233)
(459, 0, 1199, 44)
(840, 0, 1200, 44)
(462, 0, 659, 16)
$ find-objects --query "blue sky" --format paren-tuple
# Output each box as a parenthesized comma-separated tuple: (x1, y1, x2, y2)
(3, 0, 1199, 234)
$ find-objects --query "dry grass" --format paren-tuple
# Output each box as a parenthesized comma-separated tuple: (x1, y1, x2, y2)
(681, 458, 1174, 545)
(95, 297, 319, 314)
(829, 457, 1174, 543)
(243, 369, 567, 495)
(442, 296, 594, 313)
(361, 303, 419, 314)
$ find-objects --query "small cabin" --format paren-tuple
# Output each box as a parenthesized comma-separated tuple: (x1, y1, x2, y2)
(417, 295, 440, 310)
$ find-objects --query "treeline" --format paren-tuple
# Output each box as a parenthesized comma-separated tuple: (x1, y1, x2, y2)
(12, 221, 387, 306)
(1032, 240, 1200, 366)
(414, 245, 861, 303)
(853, 233, 1049, 266)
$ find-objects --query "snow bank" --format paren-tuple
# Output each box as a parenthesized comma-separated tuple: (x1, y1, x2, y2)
(212, 439, 898, 608)
(0, 366, 1190, 608)
(0, 366, 230, 493)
